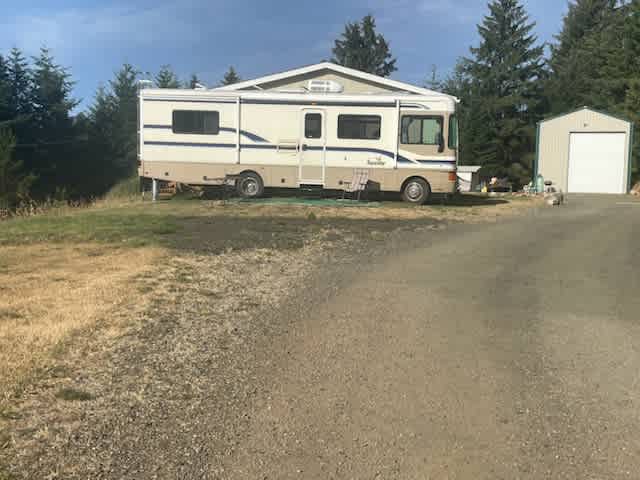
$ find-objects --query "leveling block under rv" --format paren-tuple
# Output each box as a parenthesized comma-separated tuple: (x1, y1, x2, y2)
(138, 88, 459, 204)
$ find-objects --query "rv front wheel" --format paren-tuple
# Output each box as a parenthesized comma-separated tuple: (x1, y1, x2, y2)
(236, 172, 264, 199)
(402, 178, 430, 204)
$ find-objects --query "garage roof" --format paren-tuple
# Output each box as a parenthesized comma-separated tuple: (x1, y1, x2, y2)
(539, 106, 632, 126)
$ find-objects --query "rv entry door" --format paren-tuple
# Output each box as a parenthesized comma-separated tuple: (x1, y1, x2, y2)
(299, 109, 325, 185)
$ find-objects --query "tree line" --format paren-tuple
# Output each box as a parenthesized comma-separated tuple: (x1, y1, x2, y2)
(0, 57, 241, 209)
(330, 1, 640, 188)
(1, 0, 639, 209)
(443, 0, 640, 187)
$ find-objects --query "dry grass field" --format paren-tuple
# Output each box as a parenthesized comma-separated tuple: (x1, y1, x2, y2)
(0, 193, 540, 476)
(0, 195, 538, 397)
(0, 244, 163, 408)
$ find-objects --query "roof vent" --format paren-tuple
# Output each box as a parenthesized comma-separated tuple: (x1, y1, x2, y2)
(307, 80, 344, 94)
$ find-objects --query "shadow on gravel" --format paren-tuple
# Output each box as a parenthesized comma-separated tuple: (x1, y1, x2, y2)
(169, 215, 442, 255)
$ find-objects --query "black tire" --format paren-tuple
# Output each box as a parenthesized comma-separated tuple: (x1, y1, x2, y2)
(236, 172, 264, 199)
(401, 177, 431, 204)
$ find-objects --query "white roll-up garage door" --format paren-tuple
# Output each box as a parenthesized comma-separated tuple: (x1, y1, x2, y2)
(568, 132, 626, 194)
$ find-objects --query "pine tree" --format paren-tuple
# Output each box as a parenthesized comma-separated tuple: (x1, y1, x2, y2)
(155, 65, 180, 88)
(0, 54, 10, 126)
(624, 79, 640, 183)
(546, 0, 620, 114)
(30, 48, 77, 137)
(440, 60, 492, 168)
(424, 65, 441, 91)
(88, 64, 140, 192)
(0, 129, 33, 208)
(187, 73, 203, 89)
(221, 67, 241, 86)
(87, 85, 117, 193)
(331, 15, 397, 77)
(553, 0, 617, 57)
(460, 0, 545, 185)
(27, 47, 79, 197)
(6, 48, 31, 121)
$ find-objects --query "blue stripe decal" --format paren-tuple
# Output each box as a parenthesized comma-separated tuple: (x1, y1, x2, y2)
(145, 141, 236, 148)
(143, 140, 456, 164)
(143, 125, 269, 143)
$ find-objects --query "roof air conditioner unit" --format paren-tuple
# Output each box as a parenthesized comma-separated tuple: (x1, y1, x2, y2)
(307, 80, 344, 93)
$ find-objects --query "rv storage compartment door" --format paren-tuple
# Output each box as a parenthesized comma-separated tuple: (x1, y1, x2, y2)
(299, 109, 326, 185)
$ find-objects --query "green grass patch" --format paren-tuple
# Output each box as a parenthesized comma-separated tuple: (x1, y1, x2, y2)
(55, 387, 94, 402)
(0, 208, 180, 247)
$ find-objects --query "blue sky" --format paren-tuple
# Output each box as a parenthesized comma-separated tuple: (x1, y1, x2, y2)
(1, 0, 568, 110)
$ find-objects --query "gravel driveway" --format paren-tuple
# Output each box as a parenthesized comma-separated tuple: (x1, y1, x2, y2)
(3, 195, 640, 479)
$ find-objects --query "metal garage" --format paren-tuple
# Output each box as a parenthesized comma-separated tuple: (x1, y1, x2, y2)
(535, 107, 634, 194)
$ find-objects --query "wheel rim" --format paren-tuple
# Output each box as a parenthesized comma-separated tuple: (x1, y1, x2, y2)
(242, 178, 258, 196)
(406, 181, 424, 201)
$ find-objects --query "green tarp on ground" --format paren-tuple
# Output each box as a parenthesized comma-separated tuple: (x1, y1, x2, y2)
(230, 197, 382, 208)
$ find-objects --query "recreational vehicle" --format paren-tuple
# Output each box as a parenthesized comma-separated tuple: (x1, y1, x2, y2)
(138, 63, 459, 203)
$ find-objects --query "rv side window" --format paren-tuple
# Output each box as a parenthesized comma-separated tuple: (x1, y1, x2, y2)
(400, 116, 443, 145)
(305, 113, 322, 139)
(172, 110, 219, 135)
(337, 115, 381, 140)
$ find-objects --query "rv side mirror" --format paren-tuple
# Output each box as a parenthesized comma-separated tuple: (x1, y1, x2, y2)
(437, 133, 445, 153)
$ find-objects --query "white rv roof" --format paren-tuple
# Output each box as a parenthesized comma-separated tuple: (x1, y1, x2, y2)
(140, 88, 457, 112)
(210, 62, 458, 101)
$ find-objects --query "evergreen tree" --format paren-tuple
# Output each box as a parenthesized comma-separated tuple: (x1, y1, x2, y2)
(622, 1, 640, 183)
(30, 48, 77, 137)
(110, 64, 139, 177)
(331, 15, 397, 76)
(624, 79, 640, 183)
(0, 129, 33, 208)
(6, 48, 31, 121)
(27, 47, 79, 197)
(187, 73, 203, 89)
(221, 66, 241, 86)
(87, 85, 117, 193)
(546, 0, 620, 114)
(440, 60, 492, 169)
(88, 64, 140, 193)
(0, 54, 10, 126)
(424, 65, 441, 91)
(553, 0, 617, 57)
(458, 0, 545, 186)
(155, 65, 180, 88)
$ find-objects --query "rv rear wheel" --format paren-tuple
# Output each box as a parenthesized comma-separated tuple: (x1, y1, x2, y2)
(236, 172, 264, 199)
(402, 178, 430, 204)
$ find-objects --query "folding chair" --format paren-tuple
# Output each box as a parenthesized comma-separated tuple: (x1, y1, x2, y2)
(342, 169, 370, 201)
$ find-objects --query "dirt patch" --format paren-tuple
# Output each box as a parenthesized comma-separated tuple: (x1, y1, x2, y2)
(170, 215, 445, 255)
